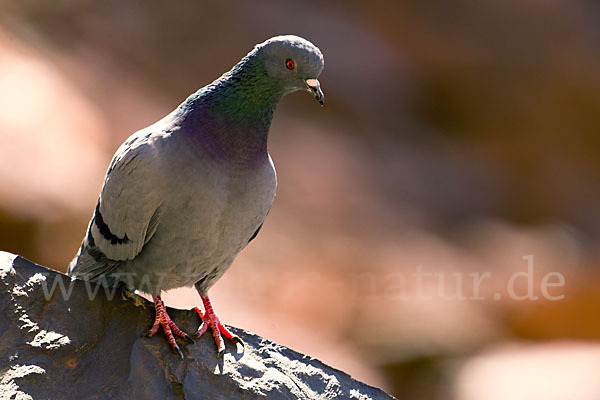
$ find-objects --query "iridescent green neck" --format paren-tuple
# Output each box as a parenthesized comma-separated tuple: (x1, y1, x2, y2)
(203, 57, 283, 126)
(176, 56, 284, 166)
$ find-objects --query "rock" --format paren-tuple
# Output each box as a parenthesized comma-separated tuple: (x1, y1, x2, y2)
(0, 252, 394, 400)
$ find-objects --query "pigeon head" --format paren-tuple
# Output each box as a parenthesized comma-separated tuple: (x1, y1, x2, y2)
(251, 35, 325, 105)
(180, 35, 325, 135)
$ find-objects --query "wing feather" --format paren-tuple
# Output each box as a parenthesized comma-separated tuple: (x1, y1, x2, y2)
(94, 134, 162, 260)
(69, 131, 163, 278)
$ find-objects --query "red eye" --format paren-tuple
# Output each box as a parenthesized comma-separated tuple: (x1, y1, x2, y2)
(285, 59, 295, 69)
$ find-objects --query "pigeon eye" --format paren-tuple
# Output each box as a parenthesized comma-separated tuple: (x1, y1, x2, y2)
(285, 59, 295, 70)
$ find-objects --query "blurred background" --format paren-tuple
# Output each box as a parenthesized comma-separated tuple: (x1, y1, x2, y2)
(1, 1, 600, 398)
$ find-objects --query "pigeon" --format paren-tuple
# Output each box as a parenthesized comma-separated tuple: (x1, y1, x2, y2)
(68, 35, 325, 358)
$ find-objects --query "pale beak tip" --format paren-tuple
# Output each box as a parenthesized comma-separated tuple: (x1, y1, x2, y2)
(305, 79, 325, 106)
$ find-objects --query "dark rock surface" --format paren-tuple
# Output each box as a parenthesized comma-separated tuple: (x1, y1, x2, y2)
(0, 252, 394, 400)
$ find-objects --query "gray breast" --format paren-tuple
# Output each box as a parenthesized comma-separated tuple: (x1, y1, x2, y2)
(118, 148, 277, 294)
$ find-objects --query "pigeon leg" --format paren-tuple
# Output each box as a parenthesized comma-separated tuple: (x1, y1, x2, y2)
(193, 294, 244, 357)
(145, 295, 194, 359)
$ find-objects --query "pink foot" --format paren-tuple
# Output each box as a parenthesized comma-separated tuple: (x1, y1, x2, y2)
(193, 294, 243, 356)
(145, 295, 194, 359)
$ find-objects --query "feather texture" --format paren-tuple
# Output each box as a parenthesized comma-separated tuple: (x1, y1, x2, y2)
(68, 35, 324, 297)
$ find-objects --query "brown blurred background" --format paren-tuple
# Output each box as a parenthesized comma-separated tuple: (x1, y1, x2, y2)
(2, 1, 600, 398)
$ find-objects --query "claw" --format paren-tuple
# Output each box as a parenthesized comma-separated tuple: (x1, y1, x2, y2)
(183, 333, 195, 344)
(231, 336, 245, 349)
(193, 295, 240, 356)
(145, 295, 192, 358)
(175, 346, 184, 360)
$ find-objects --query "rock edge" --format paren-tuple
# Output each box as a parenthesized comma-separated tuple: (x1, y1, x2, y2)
(0, 251, 395, 400)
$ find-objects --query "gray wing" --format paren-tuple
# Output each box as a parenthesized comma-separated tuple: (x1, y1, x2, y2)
(68, 133, 163, 280)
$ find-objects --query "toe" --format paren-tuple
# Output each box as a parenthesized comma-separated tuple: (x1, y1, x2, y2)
(163, 327, 185, 358)
(167, 320, 192, 341)
(216, 338, 226, 358)
(212, 330, 225, 356)
(144, 324, 160, 338)
(194, 322, 208, 339)
(193, 306, 205, 319)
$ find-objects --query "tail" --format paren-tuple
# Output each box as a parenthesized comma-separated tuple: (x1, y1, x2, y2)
(68, 225, 122, 286)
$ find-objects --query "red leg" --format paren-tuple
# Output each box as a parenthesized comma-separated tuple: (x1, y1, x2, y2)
(193, 294, 243, 356)
(145, 295, 194, 359)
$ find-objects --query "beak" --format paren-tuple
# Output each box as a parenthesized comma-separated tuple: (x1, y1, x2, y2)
(305, 78, 325, 106)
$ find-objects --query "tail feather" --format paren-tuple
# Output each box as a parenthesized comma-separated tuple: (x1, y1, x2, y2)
(68, 229, 122, 284)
